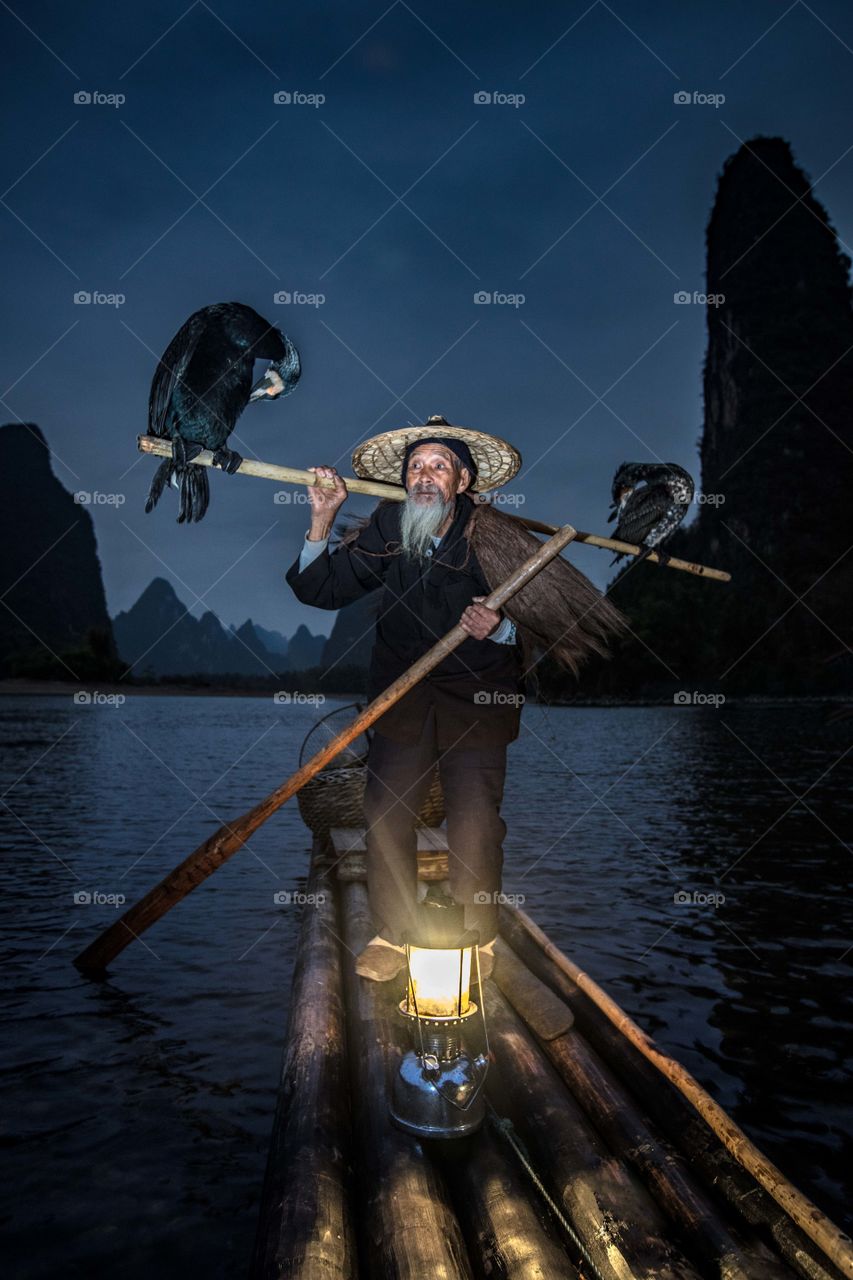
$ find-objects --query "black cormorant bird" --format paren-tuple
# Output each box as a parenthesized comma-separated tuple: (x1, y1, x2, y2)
(608, 462, 694, 566)
(144, 302, 301, 523)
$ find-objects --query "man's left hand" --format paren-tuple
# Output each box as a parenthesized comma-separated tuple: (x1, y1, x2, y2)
(460, 597, 501, 640)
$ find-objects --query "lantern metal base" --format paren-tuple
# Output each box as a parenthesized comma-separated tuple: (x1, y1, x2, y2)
(390, 1049, 487, 1139)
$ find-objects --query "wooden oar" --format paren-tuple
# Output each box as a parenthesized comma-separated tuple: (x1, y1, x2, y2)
(73, 523, 579, 975)
(502, 905, 853, 1279)
(137, 434, 730, 582)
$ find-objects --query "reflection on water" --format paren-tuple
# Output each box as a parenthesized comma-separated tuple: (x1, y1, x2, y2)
(1, 695, 851, 1276)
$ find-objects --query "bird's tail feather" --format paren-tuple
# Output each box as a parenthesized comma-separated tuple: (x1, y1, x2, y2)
(144, 458, 209, 523)
(144, 459, 172, 514)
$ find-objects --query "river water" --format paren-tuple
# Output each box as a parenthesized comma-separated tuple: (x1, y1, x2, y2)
(1, 694, 851, 1277)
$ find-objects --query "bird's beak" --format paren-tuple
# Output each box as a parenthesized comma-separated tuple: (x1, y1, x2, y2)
(249, 367, 286, 402)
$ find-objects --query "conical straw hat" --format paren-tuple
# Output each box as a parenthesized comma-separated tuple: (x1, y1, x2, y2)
(351, 415, 522, 494)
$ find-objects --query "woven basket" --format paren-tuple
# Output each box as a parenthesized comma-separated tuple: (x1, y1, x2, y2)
(296, 760, 445, 836)
(295, 703, 445, 835)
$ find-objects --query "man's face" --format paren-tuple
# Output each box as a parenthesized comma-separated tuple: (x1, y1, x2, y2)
(405, 444, 471, 505)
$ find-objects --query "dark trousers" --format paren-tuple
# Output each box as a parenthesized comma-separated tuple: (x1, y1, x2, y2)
(362, 708, 507, 946)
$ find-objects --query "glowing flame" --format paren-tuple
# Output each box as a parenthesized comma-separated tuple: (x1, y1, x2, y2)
(406, 945, 472, 1018)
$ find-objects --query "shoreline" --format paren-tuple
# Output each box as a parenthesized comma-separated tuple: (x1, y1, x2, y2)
(0, 679, 361, 700)
(0, 678, 849, 707)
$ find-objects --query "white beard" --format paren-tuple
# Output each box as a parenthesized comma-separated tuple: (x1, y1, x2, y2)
(399, 490, 454, 562)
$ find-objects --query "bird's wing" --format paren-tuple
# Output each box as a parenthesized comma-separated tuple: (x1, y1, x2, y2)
(148, 308, 211, 438)
(220, 302, 288, 361)
(612, 482, 670, 545)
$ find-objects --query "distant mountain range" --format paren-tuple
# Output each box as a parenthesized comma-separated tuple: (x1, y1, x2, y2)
(113, 578, 326, 677)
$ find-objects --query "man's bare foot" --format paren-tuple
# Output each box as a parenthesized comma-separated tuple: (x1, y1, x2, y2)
(355, 935, 407, 982)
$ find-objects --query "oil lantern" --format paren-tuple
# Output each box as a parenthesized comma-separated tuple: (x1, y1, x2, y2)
(390, 896, 489, 1139)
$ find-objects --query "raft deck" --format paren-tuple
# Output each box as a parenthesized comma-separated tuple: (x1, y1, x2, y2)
(251, 828, 851, 1280)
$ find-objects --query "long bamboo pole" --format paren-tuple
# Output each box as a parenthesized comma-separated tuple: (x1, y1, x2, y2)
(73, 524, 579, 975)
(502, 904, 853, 1279)
(512, 514, 730, 582)
(137, 435, 730, 582)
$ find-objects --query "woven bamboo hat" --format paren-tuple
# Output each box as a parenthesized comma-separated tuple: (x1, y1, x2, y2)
(351, 415, 522, 494)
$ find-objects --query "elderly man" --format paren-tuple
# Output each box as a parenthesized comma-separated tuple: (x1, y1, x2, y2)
(286, 416, 626, 980)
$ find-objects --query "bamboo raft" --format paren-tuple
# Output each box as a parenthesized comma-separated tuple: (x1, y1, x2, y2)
(251, 827, 852, 1280)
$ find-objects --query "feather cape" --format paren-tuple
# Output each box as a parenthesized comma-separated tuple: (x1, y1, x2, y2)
(338, 498, 628, 678)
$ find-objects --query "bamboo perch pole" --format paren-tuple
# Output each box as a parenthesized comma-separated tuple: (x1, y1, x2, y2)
(502, 904, 853, 1279)
(513, 514, 730, 582)
(137, 434, 730, 582)
(73, 523, 579, 975)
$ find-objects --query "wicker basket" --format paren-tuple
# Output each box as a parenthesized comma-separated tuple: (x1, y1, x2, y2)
(295, 703, 445, 836)
(296, 759, 445, 836)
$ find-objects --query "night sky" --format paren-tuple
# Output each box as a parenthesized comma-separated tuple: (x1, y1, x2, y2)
(3, 0, 853, 638)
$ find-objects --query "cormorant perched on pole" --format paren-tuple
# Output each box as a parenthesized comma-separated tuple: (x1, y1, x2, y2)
(608, 462, 694, 566)
(144, 301, 301, 523)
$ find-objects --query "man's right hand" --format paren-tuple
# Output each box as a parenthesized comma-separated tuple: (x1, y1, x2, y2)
(306, 465, 348, 540)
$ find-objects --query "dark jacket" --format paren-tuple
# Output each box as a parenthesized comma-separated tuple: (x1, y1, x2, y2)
(285, 493, 524, 747)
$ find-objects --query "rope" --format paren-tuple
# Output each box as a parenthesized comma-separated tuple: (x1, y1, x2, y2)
(486, 1100, 605, 1280)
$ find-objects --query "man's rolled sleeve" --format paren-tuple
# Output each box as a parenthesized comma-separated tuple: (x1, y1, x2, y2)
(298, 533, 328, 573)
(489, 616, 517, 645)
